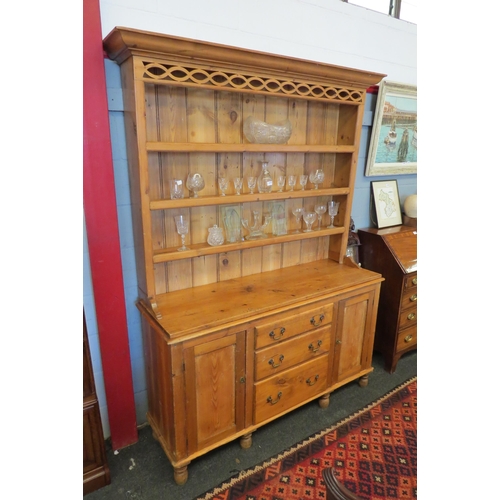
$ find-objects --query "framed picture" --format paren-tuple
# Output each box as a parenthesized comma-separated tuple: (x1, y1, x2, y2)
(371, 180, 402, 228)
(365, 80, 417, 176)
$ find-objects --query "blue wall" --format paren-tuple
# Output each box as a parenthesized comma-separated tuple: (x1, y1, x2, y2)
(84, 60, 417, 438)
(353, 91, 417, 230)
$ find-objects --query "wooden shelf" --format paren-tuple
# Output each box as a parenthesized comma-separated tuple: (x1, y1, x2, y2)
(150, 188, 350, 210)
(146, 142, 356, 154)
(152, 226, 345, 263)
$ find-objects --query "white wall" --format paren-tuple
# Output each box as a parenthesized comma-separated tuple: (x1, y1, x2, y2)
(100, 0, 416, 84)
(87, 0, 417, 439)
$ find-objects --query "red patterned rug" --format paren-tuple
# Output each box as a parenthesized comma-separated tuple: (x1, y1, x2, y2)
(197, 378, 416, 500)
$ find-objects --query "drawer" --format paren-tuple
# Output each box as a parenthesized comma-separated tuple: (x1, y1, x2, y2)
(401, 286, 418, 311)
(254, 302, 333, 350)
(254, 325, 331, 381)
(396, 324, 417, 352)
(404, 273, 417, 290)
(398, 305, 417, 330)
(254, 354, 329, 424)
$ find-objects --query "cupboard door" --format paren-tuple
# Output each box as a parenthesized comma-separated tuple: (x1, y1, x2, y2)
(332, 288, 377, 384)
(184, 330, 246, 454)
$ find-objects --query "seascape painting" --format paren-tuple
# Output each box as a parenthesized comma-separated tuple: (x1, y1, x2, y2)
(365, 81, 417, 176)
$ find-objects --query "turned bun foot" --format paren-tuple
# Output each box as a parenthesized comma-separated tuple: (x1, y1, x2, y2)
(319, 393, 330, 408)
(173, 465, 189, 485)
(240, 433, 252, 449)
(358, 375, 369, 387)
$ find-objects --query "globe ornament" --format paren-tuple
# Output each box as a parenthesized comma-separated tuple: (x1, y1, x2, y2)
(403, 194, 417, 218)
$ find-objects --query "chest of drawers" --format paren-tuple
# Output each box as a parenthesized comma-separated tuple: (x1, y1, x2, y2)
(357, 226, 417, 373)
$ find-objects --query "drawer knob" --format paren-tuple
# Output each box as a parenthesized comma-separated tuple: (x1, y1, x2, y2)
(308, 340, 323, 353)
(412, 277, 417, 285)
(269, 327, 286, 340)
(410, 294, 417, 302)
(267, 391, 282, 405)
(407, 312, 416, 321)
(310, 314, 325, 327)
(404, 335, 413, 343)
(268, 354, 285, 368)
(306, 374, 320, 386)
(336, 339, 342, 345)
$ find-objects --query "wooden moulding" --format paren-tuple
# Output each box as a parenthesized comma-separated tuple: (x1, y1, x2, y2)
(103, 27, 385, 91)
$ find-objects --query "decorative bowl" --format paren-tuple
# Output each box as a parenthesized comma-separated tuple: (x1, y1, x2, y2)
(243, 117, 292, 144)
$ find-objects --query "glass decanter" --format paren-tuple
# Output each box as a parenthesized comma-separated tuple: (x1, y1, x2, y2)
(257, 161, 273, 193)
(241, 210, 271, 240)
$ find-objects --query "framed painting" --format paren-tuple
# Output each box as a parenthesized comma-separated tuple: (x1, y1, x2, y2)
(371, 180, 402, 228)
(365, 81, 417, 176)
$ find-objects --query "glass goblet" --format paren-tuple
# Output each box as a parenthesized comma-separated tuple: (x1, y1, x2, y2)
(291, 207, 305, 233)
(303, 211, 317, 232)
(314, 203, 327, 230)
(186, 173, 205, 198)
(218, 177, 228, 196)
(288, 175, 297, 191)
(309, 169, 325, 190)
(174, 215, 190, 251)
(247, 176, 257, 194)
(299, 175, 308, 190)
(327, 200, 340, 228)
(233, 177, 243, 195)
(277, 175, 286, 193)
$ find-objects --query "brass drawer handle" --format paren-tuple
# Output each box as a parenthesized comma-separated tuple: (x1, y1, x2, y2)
(306, 374, 319, 386)
(267, 391, 282, 405)
(269, 327, 285, 340)
(404, 335, 413, 343)
(310, 314, 325, 327)
(308, 340, 323, 353)
(407, 313, 416, 321)
(268, 354, 284, 368)
(410, 294, 417, 302)
(412, 277, 417, 285)
(336, 339, 342, 345)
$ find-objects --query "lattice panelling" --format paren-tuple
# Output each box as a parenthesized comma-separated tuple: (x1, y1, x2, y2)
(139, 60, 364, 103)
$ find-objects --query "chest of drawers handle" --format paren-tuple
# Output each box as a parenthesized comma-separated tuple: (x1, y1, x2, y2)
(412, 277, 417, 285)
(310, 314, 325, 327)
(410, 294, 417, 302)
(269, 327, 286, 340)
(308, 340, 323, 352)
(267, 391, 283, 405)
(306, 374, 320, 386)
(407, 312, 416, 321)
(268, 354, 285, 368)
(404, 334, 413, 343)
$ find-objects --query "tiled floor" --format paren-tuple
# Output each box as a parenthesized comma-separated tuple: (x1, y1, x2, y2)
(85, 350, 417, 500)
